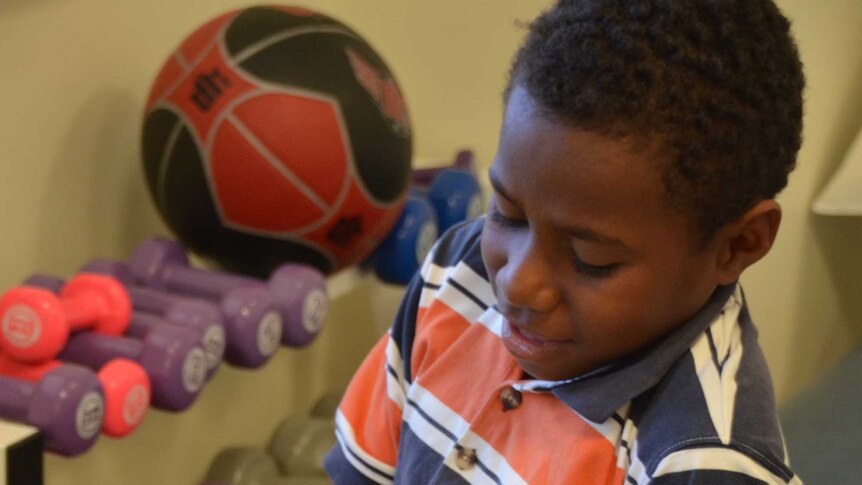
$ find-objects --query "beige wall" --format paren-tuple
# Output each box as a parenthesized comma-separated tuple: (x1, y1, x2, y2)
(0, 1, 860, 483)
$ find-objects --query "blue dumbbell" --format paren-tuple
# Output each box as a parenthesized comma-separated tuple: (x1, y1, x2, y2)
(370, 189, 439, 285)
(413, 150, 483, 234)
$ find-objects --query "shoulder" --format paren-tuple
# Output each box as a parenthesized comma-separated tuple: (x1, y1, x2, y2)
(426, 216, 486, 276)
(629, 296, 798, 483)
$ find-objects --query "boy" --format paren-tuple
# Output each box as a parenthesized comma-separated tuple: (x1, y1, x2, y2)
(325, 0, 805, 483)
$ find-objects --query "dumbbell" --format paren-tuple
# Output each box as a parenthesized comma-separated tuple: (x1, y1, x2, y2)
(25, 271, 224, 379)
(413, 150, 483, 234)
(0, 274, 131, 363)
(268, 416, 336, 477)
(0, 354, 149, 437)
(57, 323, 207, 411)
(0, 363, 104, 455)
(204, 446, 281, 485)
(367, 189, 439, 285)
(78, 262, 229, 374)
(309, 390, 343, 418)
(128, 238, 327, 348)
(81, 256, 282, 368)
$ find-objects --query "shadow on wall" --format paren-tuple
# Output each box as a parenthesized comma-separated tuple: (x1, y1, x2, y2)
(34, 88, 166, 277)
(784, 59, 862, 398)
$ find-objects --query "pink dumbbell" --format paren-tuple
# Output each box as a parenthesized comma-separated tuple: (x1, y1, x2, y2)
(0, 354, 150, 437)
(25, 272, 223, 379)
(0, 274, 131, 363)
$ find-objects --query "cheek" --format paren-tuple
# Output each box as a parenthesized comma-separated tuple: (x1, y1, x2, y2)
(480, 224, 505, 282)
(568, 270, 670, 340)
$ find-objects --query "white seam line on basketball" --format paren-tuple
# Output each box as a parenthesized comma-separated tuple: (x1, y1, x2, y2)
(226, 113, 331, 212)
(174, 50, 190, 71)
(201, 88, 336, 235)
(157, 120, 185, 210)
(233, 25, 361, 65)
(154, 18, 231, 106)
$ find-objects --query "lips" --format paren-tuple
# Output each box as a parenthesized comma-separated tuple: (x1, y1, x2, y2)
(500, 317, 572, 362)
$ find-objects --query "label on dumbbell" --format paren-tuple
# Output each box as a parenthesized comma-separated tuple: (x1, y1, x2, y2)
(182, 347, 207, 393)
(417, 221, 438, 265)
(2, 304, 41, 349)
(76, 391, 104, 440)
(302, 289, 328, 334)
(201, 325, 226, 370)
(257, 311, 282, 357)
(123, 384, 150, 426)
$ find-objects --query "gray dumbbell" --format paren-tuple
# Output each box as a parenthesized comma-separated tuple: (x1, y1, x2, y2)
(205, 446, 280, 485)
(268, 416, 336, 477)
(310, 390, 343, 418)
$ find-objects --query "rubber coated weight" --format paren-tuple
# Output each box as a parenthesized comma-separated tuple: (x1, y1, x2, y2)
(0, 364, 103, 455)
(128, 238, 326, 347)
(0, 274, 131, 363)
(310, 390, 343, 418)
(204, 446, 281, 485)
(370, 190, 438, 285)
(0, 355, 150, 437)
(82, 259, 255, 371)
(57, 325, 206, 411)
(268, 416, 335, 476)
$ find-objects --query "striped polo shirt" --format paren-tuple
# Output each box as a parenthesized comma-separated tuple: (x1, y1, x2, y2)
(325, 218, 801, 484)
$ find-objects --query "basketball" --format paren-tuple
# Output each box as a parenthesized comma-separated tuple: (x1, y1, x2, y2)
(141, 5, 412, 277)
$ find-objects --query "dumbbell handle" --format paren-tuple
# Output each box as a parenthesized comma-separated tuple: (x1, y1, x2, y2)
(0, 377, 33, 422)
(154, 264, 263, 299)
(22, 275, 113, 331)
(59, 296, 107, 331)
(59, 335, 141, 369)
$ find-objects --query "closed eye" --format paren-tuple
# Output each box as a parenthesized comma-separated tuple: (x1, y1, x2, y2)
(489, 205, 527, 229)
(571, 251, 618, 277)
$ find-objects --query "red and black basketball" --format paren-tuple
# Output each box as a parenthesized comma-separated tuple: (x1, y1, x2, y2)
(141, 5, 412, 277)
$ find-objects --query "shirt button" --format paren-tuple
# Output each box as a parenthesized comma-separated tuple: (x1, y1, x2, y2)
(500, 386, 522, 412)
(455, 445, 477, 470)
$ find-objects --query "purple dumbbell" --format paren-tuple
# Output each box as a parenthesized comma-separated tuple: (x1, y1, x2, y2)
(57, 325, 207, 412)
(128, 237, 328, 347)
(79, 262, 227, 373)
(81, 259, 275, 368)
(0, 364, 104, 456)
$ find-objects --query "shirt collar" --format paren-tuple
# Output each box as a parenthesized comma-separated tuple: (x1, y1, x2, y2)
(545, 283, 739, 423)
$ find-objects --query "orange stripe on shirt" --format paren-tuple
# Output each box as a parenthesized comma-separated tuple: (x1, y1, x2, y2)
(414, 311, 521, 422)
(411, 301, 473, 380)
(413, 301, 622, 483)
(338, 334, 401, 467)
(471, 392, 622, 484)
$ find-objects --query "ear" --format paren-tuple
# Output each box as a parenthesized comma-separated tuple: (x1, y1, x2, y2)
(715, 199, 782, 285)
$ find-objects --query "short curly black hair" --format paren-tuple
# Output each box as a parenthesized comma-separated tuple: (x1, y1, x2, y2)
(506, 0, 805, 240)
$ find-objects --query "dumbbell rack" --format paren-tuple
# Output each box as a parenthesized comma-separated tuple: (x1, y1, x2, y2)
(2, 267, 399, 485)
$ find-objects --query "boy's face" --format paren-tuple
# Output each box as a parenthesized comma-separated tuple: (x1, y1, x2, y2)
(481, 86, 723, 381)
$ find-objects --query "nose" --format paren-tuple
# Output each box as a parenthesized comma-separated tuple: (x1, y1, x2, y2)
(495, 235, 560, 314)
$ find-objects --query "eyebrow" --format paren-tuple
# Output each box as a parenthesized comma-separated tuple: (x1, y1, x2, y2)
(489, 167, 629, 249)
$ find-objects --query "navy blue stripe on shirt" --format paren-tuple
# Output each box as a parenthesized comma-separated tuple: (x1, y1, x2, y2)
(333, 426, 395, 482)
(447, 277, 489, 311)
